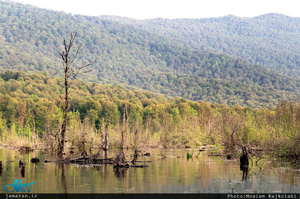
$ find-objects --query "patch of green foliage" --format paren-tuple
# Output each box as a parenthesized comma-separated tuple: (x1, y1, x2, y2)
(0, 1, 299, 108)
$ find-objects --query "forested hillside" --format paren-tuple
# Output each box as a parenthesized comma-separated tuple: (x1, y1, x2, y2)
(0, 1, 299, 108)
(0, 71, 299, 157)
(102, 14, 300, 78)
(0, 70, 162, 132)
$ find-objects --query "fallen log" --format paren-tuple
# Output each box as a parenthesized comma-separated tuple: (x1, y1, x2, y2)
(130, 165, 148, 168)
(92, 158, 115, 164)
(44, 158, 115, 164)
(70, 157, 93, 164)
(126, 161, 151, 163)
(44, 159, 71, 163)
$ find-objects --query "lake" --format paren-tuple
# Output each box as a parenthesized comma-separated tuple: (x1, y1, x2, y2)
(0, 147, 299, 193)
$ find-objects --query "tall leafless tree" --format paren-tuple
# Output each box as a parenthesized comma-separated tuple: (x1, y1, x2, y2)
(57, 32, 96, 159)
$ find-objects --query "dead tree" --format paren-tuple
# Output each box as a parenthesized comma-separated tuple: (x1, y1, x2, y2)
(114, 150, 128, 168)
(131, 149, 138, 165)
(57, 32, 96, 159)
(230, 120, 249, 168)
(231, 129, 249, 166)
(240, 146, 249, 168)
(103, 124, 109, 150)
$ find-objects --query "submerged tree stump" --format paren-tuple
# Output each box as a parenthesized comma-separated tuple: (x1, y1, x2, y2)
(114, 150, 129, 168)
(31, 158, 40, 163)
(131, 150, 138, 165)
(240, 146, 249, 169)
(18, 160, 25, 167)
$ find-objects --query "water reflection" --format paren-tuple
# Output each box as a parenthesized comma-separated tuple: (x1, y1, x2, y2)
(0, 148, 299, 193)
(20, 166, 25, 178)
(18, 153, 25, 178)
(113, 167, 128, 179)
(241, 167, 248, 181)
(58, 163, 68, 194)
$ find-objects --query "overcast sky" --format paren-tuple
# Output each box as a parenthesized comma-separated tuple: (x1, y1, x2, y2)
(14, 0, 300, 19)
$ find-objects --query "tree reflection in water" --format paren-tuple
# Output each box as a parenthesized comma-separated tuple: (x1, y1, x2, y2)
(58, 163, 68, 193)
(20, 166, 25, 178)
(113, 167, 128, 179)
(240, 165, 249, 181)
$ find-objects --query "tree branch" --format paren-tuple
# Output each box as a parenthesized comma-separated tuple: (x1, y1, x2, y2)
(69, 44, 82, 70)
(71, 58, 97, 79)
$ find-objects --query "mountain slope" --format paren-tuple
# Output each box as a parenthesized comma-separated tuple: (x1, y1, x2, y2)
(0, 1, 299, 108)
(100, 14, 300, 78)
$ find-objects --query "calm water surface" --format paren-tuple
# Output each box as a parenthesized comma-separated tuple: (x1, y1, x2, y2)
(0, 147, 299, 193)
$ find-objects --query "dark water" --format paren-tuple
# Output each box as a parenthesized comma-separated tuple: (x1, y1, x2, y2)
(0, 147, 299, 193)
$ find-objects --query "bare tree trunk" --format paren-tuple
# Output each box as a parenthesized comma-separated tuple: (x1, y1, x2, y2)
(121, 130, 124, 150)
(59, 71, 68, 159)
(121, 111, 126, 149)
(103, 124, 109, 150)
(57, 32, 96, 159)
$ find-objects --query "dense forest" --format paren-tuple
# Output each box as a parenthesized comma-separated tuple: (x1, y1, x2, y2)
(0, 1, 299, 108)
(0, 71, 299, 158)
(102, 14, 300, 78)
